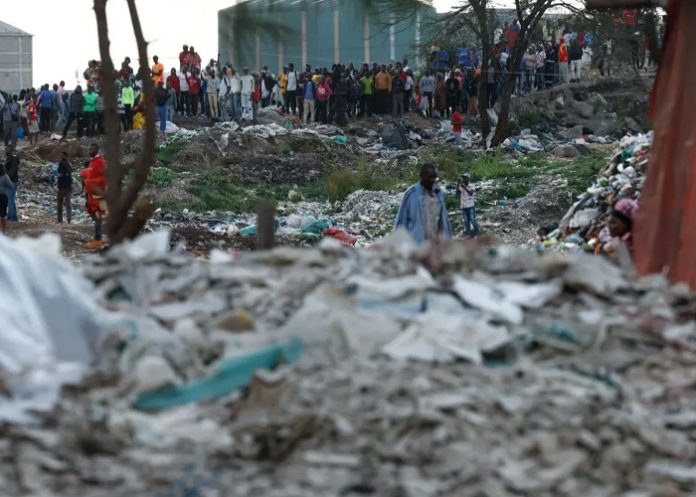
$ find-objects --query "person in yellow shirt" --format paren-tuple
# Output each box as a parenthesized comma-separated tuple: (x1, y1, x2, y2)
(277, 66, 288, 107)
(374, 65, 392, 115)
(151, 55, 164, 86)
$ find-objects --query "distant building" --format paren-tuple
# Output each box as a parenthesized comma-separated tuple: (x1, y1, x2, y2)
(218, 0, 436, 73)
(0, 20, 32, 95)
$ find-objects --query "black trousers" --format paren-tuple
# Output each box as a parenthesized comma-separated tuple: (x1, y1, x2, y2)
(190, 93, 199, 116)
(62, 112, 83, 138)
(285, 90, 297, 114)
(40, 107, 51, 132)
(83, 111, 96, 137)
(180, 91, 190, 116)
(403, 89, 412, 113)
(316, 100, 328, 124)
(375, 90, 388, 114)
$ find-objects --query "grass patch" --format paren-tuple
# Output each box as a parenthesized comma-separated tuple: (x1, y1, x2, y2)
(155, 139, 188, 165)
(558, 154, 605, 197)
(516, 110, 547, 130)
(188, 169, 257, 212)
(326, 161, 397, 202)
(148, 167, 176, 187)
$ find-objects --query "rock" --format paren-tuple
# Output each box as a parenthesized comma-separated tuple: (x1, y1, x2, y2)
(381, 124, 410, 150)
(214, 308, 256, 332)
(573, 143, 591, 156)
(572, 100, 594, 120)
(555, 96, 565, 109)
(553, 144, 581, 158)
(559, 125, 585, 141)
(587, 92, 608, 109)
(624, 117, 642, 133)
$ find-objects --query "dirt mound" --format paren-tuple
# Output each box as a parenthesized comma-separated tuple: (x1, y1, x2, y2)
(29, 142, 89, 162)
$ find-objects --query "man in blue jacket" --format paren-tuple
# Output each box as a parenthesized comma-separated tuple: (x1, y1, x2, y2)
(395, 163, 452, 244)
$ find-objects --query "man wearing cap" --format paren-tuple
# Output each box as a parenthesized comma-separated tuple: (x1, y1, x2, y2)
(395, 163, 452, 244)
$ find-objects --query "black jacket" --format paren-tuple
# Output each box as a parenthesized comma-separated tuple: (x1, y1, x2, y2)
(6, 155, 19, 183)
(445, 77, 459, 96)
(57, 158, 73, 189)
(69, 93, 85, 113)
(154, 86, 170, 107)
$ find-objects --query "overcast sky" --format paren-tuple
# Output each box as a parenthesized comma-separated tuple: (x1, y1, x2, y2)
(3, 0, 460, 88)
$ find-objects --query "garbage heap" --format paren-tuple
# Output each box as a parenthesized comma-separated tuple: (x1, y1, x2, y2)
(537, 133, 651, 253)
(2, 230, 696, 497)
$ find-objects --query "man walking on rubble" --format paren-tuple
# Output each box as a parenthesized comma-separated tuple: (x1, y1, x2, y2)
(395, 163, 453, 244)
(80, 143, 107, 250)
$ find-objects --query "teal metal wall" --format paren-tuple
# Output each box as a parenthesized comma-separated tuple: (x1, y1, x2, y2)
(218, 0, 435, 73)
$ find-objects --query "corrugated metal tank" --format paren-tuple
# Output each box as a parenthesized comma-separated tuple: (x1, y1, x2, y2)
(0, 20, 32, 95)
(218, 0, 435, 73)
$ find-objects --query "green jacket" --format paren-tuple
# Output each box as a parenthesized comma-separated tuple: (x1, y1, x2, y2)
(361, 76, 374, 95)
(121, 87, 135, 106)
(83, 92, 97, 112)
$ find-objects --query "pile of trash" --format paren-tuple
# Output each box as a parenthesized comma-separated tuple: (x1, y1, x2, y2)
(536, 133, 650, 253)
(2, 230, 696, 496)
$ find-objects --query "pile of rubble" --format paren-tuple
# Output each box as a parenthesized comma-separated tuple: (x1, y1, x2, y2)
(537, 133, 650, 253)
(2, 230, 696, 496)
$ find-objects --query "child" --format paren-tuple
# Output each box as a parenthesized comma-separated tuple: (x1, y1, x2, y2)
(451, 105, 463, 147)
(599, 198, 638, 255)
(458, 174, 480, 237)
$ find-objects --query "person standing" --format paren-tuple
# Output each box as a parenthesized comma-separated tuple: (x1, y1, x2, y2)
(120, 82, 134, 130)
(166, 68, 181, 115)
(56, 151, 72, 224)
(451, 106, 463, 146)
(419, 70, 434, 117)
(558, 37, 570, 84)
(179, 45, 190, 71)
(403, 71, 414, 113)
(278, 66, 288, 109)
(80, 143, 107, 250)
(0, 163, 13, 234)
(391, 71, 405, 116)
(37, 84, 53, 133)
(151, 55, 165, 86)
(187, 69, 202, 117)
(230, 68, 242, 119)
(394, 163, 452, 244)
(315, 75, 332, 124)
(188, 46, 202, 71)
(240, 67, 255, 118)
(466, 69, 479, 117)
(178, 66, 190, 117)
(581, 43, 593, 80)
(285, 63, 298, 115)
(1, 95, 19, 148)
(260, 69, 276, 109)
(26, 93, 39, 145)
(374, 65, 392, 115)
(535, 44, 546, 90)
(434, 73, 446, 117)
(303, 75, 315, 124)
(5, 147, 19, 222)
(62, 86, 85, 139)
(445, 71, 460, 117)
(218, 67, 232, 120)
(359, 70, 373, 117)
(569, 40, 582, 82)
(458, 174, 480, 237)
(154, 81, 170, 134)
(545, 42, 557, 88)
(205, 69, 219, 119)
(524, 47, 536, 92)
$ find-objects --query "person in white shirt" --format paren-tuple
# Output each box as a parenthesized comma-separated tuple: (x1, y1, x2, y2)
(230, 68, 242, 120)
(178, 66, 190, 117)
(581, 43, 593, 79)
(285, 63, 298, 115)
(458, 174, 480, 237)
(218, 66, 233, 120)
(240, 67, 255, 117)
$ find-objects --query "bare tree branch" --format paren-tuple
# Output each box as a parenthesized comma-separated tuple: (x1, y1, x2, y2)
(93, 0, 120, 213)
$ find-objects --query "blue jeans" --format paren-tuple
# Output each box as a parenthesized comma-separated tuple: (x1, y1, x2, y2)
(157, 105, 167, 132)
(232, 93, 242, 119)
(8, 181, 18, 221)
(462, 207, 480, 236)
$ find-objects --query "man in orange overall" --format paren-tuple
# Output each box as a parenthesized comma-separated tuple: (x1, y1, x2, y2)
(80, 143, 107, 250)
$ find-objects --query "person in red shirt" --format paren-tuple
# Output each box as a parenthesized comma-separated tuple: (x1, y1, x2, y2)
(166, 68, 181, 115)
(80, 143, 107, 249)
(315, 76, 333, 124)
(451, 106, 463, 147)
(179, 45, 190, 71)
(188, 46, 202, 70)
(558, 38, 570, 83)
(187, 69, 202, 117)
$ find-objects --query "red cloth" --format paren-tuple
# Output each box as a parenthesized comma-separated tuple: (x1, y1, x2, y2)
(80, 155, 107, 216)
(558, 42, 569, 62)
(451, 111, 462, 133)
(323, 228, 357, 246)
(166, 74, 180, 92)
(634, 0, 696, 289)
(504, 28, 517, 50)
(187, 75, 201, 95)
(179, 51, 190, 68)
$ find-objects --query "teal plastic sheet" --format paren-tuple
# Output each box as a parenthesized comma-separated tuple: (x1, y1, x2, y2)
(301, 220, 331, 234)
(134, 338, 303, 412)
